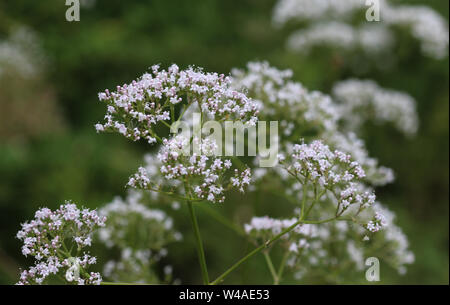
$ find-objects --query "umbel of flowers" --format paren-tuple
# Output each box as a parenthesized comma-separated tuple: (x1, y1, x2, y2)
(15, 62, 414, 285)
(231, 61, 401, 186)
(249, 139, 386, 235)
(127, 135, 252, 203)
(97, 191, 182, 284)
(16, 202, 106, 285)
(95, 64, 259, 285)
(232, 62, 413, 283)
(95, 64, 259, 145)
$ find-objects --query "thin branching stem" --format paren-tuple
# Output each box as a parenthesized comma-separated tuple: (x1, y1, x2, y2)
(210, 219, 302, 285)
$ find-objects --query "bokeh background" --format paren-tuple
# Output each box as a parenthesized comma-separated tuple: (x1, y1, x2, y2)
(0, 0, 448, 284)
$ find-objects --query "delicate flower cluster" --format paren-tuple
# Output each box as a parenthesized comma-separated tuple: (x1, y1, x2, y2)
(244, 215, 333, 271)
(128, 135, 252, 203)
(231, 61, 339, 134)
(372, 203, 415, 274)
(230, 58, 413, 281)
(97, 191, 181, 283)
(231, 168, 252, 193)
(324, 131, 395, 186)
(95, 64, 259, 144)
(232, 62, 396, 188)
(274, 0, 449, 59)
(281, 140, 381, 221)
(286, 22, 393, 55)
(251, 141, 386, 236)
(284, 215, 408, 279)
(289, 140, 365, 184)
(332, 79, 418, 136)
(16, 202, 105, 285)
(244, 204, 412, 281)
(366, 211, 387, 232)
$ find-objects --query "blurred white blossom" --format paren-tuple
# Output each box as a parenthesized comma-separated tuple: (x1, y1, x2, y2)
(332, 79, 419, 136)
(274, 0, 449, 59)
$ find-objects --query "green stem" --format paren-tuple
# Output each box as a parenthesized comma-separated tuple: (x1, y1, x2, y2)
(232, 156, 247, 171)
(276, 250, 290, 284)
(199, 204, 246, 237)
(210, 219, 302, 285)
(170, 104, 175, 122)
(307, 189, 327, 217)
(161, 120, 172, 129)
(187, 200, 209, 285)
(300, 183, 308, 220)
(302, 216, 352, 224)
(152, 133, 163, 144)
(263, 252, 278, 284)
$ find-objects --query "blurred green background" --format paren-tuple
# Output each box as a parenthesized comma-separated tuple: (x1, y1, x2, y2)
(0, 0, 448, 284)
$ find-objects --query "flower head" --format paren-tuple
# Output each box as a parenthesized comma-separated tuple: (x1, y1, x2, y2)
(96, 64, 259, 144)
(16, 202, 105, 285)
(128, 135, 252, 203)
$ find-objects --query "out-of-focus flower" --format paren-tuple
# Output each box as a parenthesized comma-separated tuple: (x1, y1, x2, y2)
(0, 27, 65, 142)
(231, 62, 397, 187)
(273, 0, 449, 59)
(286, 22, 393, 55)
(232, 61, 339, 135)
(332, 79, 418, 136)
(97, 191, 181, 283)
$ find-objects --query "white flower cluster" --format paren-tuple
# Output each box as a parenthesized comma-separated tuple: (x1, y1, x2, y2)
(274, 0, 449, 59)
(366, 211, 387, 233)
(244, 215, 337, 271)
(289, 139, 366, 183)
(0, 27, 45, 78)
(273, 0, 363, 26)
(95, 64, 259, 144)
(98, 191, 181, 249)
(232, 61, 339, 134)
(372, 203, 415, 274)
(244, 205, 413, 279)
(232, 60, 413, 279)
(98, 191, 181, 283)
(324, 131, 395, 186)
(384, 4, 449, 59)
(244, 216, 298, 236)
(103, 248, 173, 284)
(286, 22, 393, 55)
(332, 79, 418, 136)
(232, 62, 397, 187)
(16, 202, 106, 285)
(283, 140, 378, 216)
(128, 135, 252, 203)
